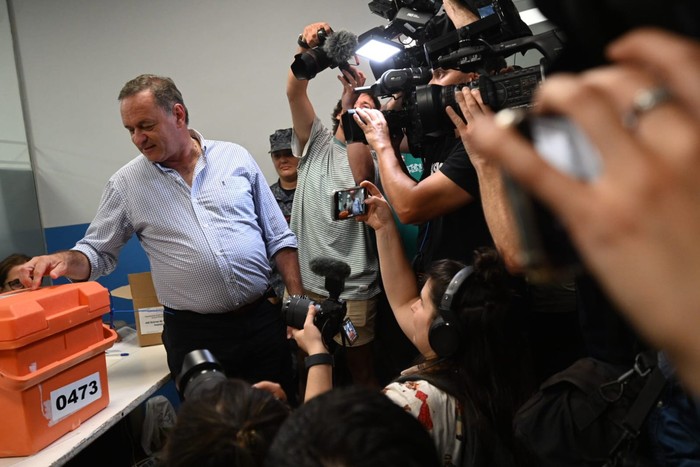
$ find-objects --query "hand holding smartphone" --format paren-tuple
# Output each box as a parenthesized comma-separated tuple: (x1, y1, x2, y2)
(332, 186, 367, 220)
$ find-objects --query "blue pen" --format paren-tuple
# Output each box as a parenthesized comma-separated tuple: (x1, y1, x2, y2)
(106, 351, 129, 357)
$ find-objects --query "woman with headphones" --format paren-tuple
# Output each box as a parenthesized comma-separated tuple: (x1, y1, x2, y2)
(292, 180, 535, 466)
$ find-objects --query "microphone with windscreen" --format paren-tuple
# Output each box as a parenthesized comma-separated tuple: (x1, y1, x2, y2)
(309, 256, 351, 300)
(291, 29, 358, 80)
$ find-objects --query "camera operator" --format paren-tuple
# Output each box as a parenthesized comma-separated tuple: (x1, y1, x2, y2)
(352, 64, 495, 277)
(286, 22, 382, 387)
(291, 180, 535, 466)
(467, 26, 700, 396)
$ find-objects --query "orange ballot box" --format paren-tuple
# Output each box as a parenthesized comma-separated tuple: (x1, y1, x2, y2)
(0, 282, 117, 457)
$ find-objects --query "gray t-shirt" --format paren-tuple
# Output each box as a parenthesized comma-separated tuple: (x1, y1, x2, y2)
(290, 117, 380, 300)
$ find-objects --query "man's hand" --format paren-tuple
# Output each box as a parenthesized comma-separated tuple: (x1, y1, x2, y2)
(352, 108, 393, 153)
(19, 251, 90, 290)
(446, 87, 494, 165)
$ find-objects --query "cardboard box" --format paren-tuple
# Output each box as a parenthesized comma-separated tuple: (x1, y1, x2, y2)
(0, 282, 117, 456)
(128, 272, 164, 347)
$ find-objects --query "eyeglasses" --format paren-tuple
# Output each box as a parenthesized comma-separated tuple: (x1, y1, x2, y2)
(4, 279, 24, 291)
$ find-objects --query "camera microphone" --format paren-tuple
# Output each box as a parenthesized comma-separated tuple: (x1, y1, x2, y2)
(322, 30, 358, 67)
(310, 257, 351, 299)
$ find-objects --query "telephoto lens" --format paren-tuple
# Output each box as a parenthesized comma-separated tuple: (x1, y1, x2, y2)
(176, 349, 227, 400)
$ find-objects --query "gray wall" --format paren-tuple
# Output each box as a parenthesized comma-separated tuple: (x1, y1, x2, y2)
(9, 0, 385, 229)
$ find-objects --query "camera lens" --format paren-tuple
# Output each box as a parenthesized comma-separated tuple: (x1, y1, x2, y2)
(176, 349, 227, 400)
(282, 296, 316, 329)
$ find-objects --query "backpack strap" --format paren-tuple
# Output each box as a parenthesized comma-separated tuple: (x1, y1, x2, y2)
(606, 353, 668, 463)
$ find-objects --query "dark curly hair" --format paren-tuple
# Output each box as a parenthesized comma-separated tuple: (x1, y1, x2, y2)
(418, 247, 535, 466)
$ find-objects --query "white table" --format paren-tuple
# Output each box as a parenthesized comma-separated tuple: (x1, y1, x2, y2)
(0, 330, 170, 467)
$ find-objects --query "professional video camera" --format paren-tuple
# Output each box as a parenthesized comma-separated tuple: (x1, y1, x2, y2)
(175, 349, 227, 400)
(345, 0, 564, 155)
(291, 29, 358, 80)
(282, 258, 357, 350)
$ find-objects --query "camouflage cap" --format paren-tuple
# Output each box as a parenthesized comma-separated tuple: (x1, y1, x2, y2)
(269, 128, 293, 153)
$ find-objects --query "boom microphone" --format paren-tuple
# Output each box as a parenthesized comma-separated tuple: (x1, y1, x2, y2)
(310, 257, 351, 299)
(322, 30, 358, 66)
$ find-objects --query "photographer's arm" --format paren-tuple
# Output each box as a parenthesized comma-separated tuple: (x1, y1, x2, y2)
(443, 0, 480, 28)
(354, 109, 473, 225)
(358, 181, 419, 339)
(292, 305, 333, 401)
(447, 88, 524, 272)
(467, 29, 700, 394)
(287, 23, 331, 149)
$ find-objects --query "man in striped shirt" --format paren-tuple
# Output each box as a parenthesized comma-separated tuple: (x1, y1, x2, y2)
(287, 23, 382, 387)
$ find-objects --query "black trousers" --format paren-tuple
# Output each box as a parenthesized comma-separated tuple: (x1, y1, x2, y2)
(162, 298, 295, 403)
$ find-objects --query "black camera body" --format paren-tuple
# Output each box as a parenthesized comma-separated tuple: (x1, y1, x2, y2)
(291, 29, 357, 81)
(282, 295, 353, 349)
(282, 258, 356, 349)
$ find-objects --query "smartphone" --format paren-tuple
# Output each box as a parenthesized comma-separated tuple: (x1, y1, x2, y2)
(503, 109, 602, 281)
(342, 317, 359, 346)
(332, 186, 367, 220)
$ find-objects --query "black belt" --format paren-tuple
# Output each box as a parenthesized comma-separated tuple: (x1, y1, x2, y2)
(164, 287, 275, 321)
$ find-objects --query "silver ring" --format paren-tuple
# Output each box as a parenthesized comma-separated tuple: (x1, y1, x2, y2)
(624, 86, 671, 129)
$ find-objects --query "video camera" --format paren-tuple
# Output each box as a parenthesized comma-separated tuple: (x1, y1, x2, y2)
(345, 0, 563, 155)
(282, 258, 357, 350)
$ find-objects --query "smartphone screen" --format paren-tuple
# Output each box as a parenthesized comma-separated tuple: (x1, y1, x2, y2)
(332, 186, 367, 220)
(342, 317, 358, 346)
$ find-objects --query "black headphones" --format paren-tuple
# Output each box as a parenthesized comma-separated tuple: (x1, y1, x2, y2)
(428, 265, 474, 358)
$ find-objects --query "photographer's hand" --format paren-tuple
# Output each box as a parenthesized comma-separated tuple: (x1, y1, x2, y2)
(300, 22, 332, 49)
(446, 87, 492, 162)
(469, 28, 700, 394)
(292, 304, 332, 401)
(353, 108, 393, 153)
(356, 180, 395, 233)
(252, 381, 288, 402)
(291, 304, 326, 356)
(339, 67, 366, 110)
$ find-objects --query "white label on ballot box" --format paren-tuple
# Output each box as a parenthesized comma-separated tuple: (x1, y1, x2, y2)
(49, 371, 102, 423)
(137, 306, 164, 335)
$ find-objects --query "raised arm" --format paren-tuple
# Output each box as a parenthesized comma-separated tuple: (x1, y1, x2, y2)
(447, 87, 524, 272)
(353, 108, 472, 224)
(357, 180, 419, 338)
(287, 22, 330, 149)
